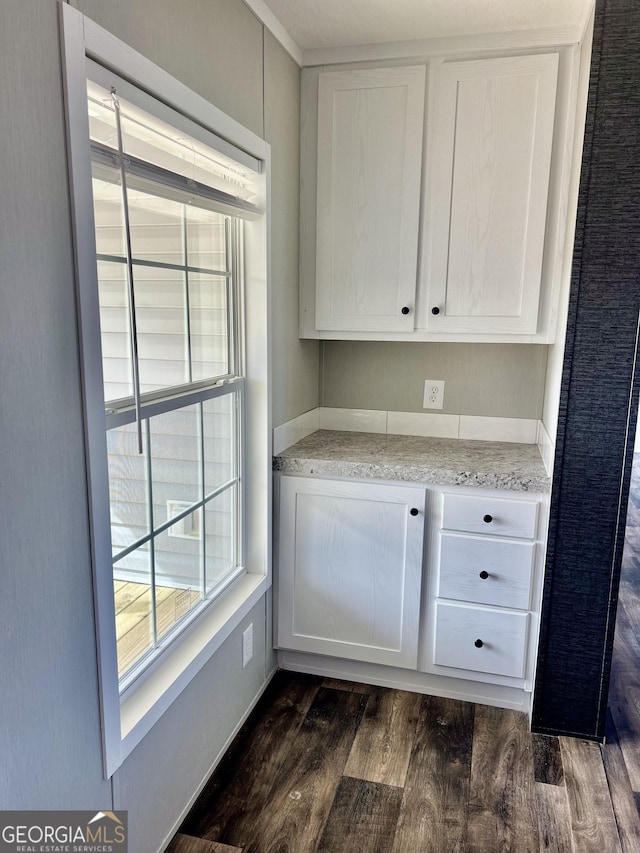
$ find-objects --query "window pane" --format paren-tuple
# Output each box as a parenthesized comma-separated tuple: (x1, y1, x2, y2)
(113, 544, 153, 678)
(204, 486, 237, 596)
(154, 511, 204, 641)
(128, 190, 185, 266)
(203, 394, 236, 494)
(149, 405, 201, 529)
(92, 177, 126, 257)
(108, 422, 149, 558)
(135, 265, 189, 393)
(185, 207, 227, 271)
(189, 273, 229, 381)
(97, 261, 133, 402)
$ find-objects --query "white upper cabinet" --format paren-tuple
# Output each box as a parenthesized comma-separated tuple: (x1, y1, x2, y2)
(315, 66, 426, 332)
(300, 40, 582, 343)
(424, 54, 559, 335)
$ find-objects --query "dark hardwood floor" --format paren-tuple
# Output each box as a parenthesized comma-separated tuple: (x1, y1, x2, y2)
(602, 453, 640, 852)
(166, 457, 640, 853)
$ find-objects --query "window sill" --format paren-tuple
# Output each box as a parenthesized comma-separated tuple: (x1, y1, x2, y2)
(118, 572, 268, 765)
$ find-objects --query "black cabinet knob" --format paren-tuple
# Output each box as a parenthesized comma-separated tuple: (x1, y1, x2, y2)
(410, 507, 419, 516)
(483, 514, 493, 524)
(401, 306, 410, 315)
(431, 306, 440, 315)
(474, 639, 484, 648)
(479, 571, 489, 580)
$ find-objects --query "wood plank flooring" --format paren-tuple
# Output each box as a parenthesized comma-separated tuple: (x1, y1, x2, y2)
(170, 669, 635, 852)
(166, 454, 640, 853)
(602, 452, 640, 850)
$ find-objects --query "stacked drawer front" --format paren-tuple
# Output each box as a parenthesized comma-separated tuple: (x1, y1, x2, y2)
(434, 492, 538, 680)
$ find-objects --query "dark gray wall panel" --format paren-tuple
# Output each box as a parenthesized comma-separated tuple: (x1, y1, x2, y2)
(533, 0, 640, 739)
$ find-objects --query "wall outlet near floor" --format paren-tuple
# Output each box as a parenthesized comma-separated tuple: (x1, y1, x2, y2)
(242, 623, 254, 667)
(423, 380, 445, 410)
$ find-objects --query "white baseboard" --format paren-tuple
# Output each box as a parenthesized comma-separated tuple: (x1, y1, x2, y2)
(278, 650, 531, 713)
(155, 666, 277, 853)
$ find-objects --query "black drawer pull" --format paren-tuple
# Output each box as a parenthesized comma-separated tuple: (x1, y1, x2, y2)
(410, 507, 419, 516)
(432, 306, 440, 315)
(401, 306, 410, 315)
(474, 639, 484, 648)
(479, 571, 489, 580)
(483, 514, 493, 523)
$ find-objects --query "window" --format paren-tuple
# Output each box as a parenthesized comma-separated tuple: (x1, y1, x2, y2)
(88, 71, 256, 684)
(61, 5, 270, 776)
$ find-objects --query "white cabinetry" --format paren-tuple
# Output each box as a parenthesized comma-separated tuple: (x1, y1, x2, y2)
(276, 476, 426, 668)
(425, 54, 559, 335)
(300, 43, 580, 343)
(423, 490, 542, 687)
(315, 66, 426, 332)
(276, 472, 548, 708)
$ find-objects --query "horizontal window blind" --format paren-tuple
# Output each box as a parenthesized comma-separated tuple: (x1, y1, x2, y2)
(87, 79, 262, 219)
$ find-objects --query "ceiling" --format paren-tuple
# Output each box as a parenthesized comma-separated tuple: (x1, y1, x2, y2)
(255, 0, 592, 60)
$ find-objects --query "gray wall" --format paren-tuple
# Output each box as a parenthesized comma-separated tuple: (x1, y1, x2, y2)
(0, 0, 311, 849)
(0, 0, 111, 810)
(321, 341, 548, 418)
(113, 599, 267, 853)
(264, 30, 320, 426)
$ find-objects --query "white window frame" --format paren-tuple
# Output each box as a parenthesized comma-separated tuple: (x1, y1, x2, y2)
(60, 3, 271, 777)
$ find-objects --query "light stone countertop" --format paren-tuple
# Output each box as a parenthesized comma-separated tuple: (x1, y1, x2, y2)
(274, 430, 551, 493)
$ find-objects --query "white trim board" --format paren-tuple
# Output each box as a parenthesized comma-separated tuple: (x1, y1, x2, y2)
(302, 26, 582, 67)
(82, 13, 269, 158)
(273, 407, 541, 452)
(537, 420, 555, 476)
(242, 0, 303, 65)
(279, 650, 531, 713)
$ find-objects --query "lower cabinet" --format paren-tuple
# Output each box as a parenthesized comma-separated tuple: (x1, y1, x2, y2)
(432, 601, 529, 680)
(276, 473, 547, 705)
(420, 488, 543, 690)
(276, 476, 426, 668)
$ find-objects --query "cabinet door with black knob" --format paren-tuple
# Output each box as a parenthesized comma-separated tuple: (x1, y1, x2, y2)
(277, 476, 427, 669)
(315, 66, 425, 333)
(425, 53, 558, 335)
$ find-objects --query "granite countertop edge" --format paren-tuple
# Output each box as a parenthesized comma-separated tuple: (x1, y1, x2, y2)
(273, 430, 551, 494)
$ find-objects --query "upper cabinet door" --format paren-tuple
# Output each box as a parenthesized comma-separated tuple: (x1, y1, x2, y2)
(426, 54, 558, 335)
(315, 66, 426, 332)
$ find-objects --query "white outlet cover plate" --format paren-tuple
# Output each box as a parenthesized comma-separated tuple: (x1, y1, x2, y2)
(423, 379, 445, 410)
(242, 623, 254, 667)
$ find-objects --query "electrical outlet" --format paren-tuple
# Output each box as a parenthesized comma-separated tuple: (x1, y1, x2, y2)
(423, 380, 445, 410)
(242, 623, 253, 667)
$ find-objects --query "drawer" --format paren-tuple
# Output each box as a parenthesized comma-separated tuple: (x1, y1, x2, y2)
(439, 533, 535, 610)
(433, 601, 528, 679)
(442, 492, 538, 539)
